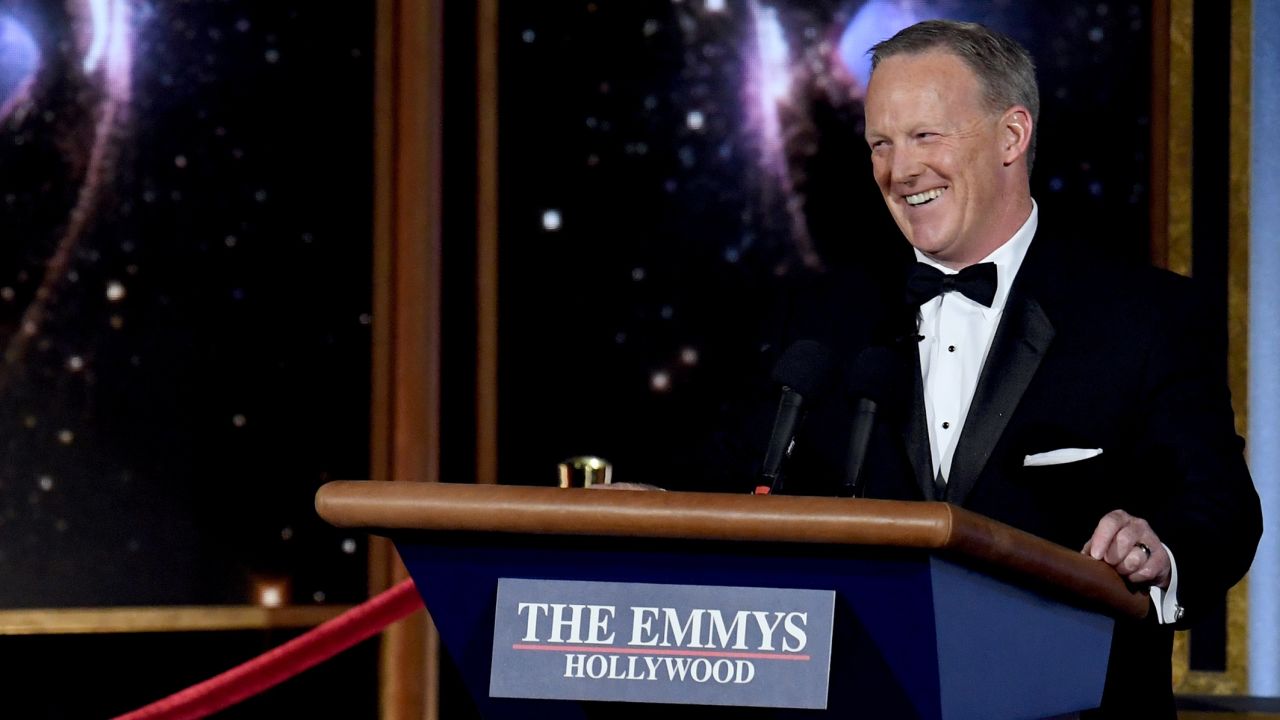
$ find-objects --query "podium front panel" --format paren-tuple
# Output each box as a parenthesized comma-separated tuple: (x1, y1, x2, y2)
(396, 533, 1111, 720)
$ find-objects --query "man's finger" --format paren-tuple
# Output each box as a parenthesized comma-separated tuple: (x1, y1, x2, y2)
(1129, 543, 1170, 585)
(1117, 545, 1147, 574)
(1128, 562, 1157, 583)
(1087, 509, 1131, 560)
(1106, 525, 1143, 565)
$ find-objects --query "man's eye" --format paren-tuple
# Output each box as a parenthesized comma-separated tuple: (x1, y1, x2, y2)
(916, 132, 938, 140)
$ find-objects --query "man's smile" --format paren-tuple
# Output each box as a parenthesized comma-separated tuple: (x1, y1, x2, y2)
(904, 187, 947, 206)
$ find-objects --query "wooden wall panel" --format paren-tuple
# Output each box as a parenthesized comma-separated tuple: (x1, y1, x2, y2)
(371, 0, 444, 717)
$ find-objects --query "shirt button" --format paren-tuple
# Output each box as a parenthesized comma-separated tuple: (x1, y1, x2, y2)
(942, 421, 951, 429)
(948, 345, 956, 352)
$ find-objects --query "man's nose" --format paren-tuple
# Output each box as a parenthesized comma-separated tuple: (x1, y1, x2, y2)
(889, 145, 923, 185)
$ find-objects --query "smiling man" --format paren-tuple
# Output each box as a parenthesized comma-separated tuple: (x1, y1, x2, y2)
(842, 20, 1260, 718)
(865, 41, 1033, 269)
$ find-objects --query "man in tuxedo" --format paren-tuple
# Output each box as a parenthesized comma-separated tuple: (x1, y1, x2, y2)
(737, 19, 1261, 718)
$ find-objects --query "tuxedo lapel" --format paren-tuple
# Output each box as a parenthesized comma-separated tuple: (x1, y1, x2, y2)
(944, 289, 1055, 506)
(901, 343, 937, 500)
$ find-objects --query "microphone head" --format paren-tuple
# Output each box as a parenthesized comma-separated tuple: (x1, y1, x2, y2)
(845, 346, 900, 406)
(770, 340, 835, 397)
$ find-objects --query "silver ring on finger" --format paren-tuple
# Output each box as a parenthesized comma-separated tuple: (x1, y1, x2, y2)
(1136, 542, 1152, 559)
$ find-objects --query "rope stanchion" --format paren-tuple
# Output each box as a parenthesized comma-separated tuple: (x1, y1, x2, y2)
(113, 578, 424, 720)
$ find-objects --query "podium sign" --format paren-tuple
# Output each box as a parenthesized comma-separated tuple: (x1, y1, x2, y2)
(489, 578, 836, 709)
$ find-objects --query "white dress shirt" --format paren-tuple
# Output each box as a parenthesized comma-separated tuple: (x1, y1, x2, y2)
(915, 204, 1038, 482)
(913, 200, 1181, 623)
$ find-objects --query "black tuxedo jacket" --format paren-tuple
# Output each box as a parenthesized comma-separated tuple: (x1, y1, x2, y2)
(703, 224, 1261, 717)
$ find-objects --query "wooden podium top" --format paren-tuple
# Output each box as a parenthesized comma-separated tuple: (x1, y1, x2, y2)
(316, 480, 1148, 620)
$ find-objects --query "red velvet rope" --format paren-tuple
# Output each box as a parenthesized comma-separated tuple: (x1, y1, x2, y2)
(113, 578, 424, 720)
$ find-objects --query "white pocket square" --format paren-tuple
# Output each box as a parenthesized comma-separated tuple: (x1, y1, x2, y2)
(1022, 448, 1103, 467)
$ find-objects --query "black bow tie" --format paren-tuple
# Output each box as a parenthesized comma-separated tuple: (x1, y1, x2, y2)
(904, 261, 998, 308)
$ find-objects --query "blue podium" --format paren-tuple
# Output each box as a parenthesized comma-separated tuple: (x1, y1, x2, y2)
(316, 482, 1148, 719)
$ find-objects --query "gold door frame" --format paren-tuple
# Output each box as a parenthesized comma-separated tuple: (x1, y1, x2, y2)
(1161, 0, 1254, 696)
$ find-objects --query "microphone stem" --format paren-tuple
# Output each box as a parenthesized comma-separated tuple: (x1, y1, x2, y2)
(843, 398, 877, 497)
(758, 386, 803, 494)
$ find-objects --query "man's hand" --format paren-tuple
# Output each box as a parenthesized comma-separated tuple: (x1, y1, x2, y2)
(1082, 509, 1172, 590)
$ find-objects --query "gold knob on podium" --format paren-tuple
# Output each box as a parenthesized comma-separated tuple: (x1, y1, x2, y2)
(558, 456, 613, 488)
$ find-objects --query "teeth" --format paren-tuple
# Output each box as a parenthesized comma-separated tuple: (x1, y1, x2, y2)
(905, 188, 945, 206)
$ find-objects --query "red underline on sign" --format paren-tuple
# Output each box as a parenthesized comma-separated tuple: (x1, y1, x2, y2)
(511, 644, 811, 661)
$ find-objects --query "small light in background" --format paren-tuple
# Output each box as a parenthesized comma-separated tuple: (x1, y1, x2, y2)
(253, 578, 290, 608)
(541, 209, 562, 231)
(650, 370, 671, 393)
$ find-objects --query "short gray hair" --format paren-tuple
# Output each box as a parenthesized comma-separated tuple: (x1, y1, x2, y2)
(869, 20, 1040, 172)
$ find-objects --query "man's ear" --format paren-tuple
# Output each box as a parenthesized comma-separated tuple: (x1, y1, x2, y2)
(1001, 106, 1033, 166)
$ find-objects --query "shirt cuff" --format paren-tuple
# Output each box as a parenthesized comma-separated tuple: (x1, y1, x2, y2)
(1148, 543, 1184, 624)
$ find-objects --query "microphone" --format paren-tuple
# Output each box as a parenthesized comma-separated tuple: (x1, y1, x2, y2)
(755, 340, 834, 495)
(842, 347, 899, 498)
